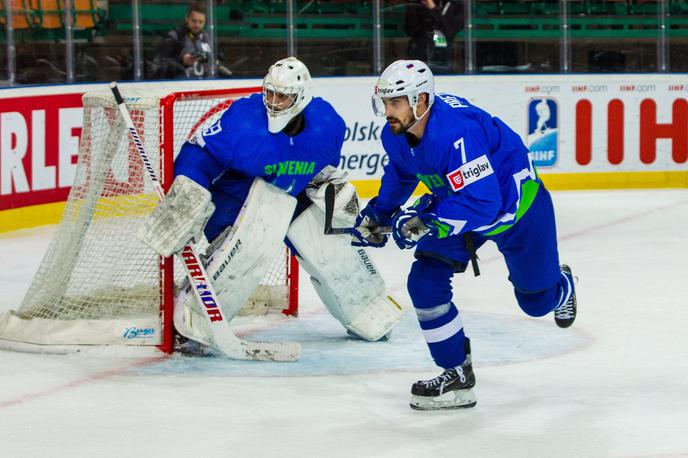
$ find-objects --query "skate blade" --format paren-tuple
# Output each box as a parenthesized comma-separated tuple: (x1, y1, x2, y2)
(409, 389, 477, 411)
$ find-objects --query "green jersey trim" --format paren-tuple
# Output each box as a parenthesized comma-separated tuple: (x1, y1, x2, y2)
(483, 179, 540, 237)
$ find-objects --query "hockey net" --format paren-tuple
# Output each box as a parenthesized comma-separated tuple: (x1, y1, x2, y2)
(0, 86, 298, 354)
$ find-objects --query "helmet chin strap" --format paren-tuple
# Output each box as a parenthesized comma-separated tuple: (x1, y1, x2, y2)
(408, 102, 431, 131)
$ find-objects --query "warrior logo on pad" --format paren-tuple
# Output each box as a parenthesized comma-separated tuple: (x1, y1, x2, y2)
(446, 155, 494, 191)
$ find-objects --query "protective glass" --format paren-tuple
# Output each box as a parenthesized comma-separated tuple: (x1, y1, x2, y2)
(371, 95, 387, 117)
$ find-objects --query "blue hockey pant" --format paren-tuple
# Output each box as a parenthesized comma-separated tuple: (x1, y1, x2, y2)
(408, 186, 572, 368)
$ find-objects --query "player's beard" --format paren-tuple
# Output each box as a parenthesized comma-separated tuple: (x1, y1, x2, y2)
(387, 110, 415, 134)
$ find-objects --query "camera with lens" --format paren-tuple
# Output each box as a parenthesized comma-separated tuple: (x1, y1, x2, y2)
(193, 51, 210, 63)
(193, 42, 212, 63)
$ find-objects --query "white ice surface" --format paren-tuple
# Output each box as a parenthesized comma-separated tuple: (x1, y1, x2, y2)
(0, 189, 687, 458)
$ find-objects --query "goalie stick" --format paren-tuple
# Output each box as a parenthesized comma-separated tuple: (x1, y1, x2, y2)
(110, 82, 300, 362)
(323, 183, 391, 235)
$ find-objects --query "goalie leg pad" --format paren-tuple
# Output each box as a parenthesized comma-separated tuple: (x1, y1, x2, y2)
(287, 196, 404, 341)
(174, 179, 296, 345)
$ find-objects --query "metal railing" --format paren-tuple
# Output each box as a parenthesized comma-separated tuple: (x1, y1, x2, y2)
(1, 0, 682, 86)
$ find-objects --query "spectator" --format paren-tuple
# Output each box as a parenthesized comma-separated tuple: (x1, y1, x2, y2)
(405, 0, 464, 73)
(155, 2, 230, 79)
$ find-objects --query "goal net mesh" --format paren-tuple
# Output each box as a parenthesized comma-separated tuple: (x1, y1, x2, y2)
(0, 88, 293, 350)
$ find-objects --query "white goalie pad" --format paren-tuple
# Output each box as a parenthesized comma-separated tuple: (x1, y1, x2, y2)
(174, 178, 296, 345)
(287, 182, 404, 341)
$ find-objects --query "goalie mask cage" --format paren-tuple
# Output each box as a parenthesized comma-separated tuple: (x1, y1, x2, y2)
(0, 86, 299, 355)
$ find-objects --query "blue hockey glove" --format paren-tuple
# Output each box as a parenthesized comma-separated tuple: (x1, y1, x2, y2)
(351, 197, 392, 248)
(391, 194, 439, 250)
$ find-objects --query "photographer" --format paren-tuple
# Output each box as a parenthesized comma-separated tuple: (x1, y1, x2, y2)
(405, 0, 464, 74)
(155, 2, 218, 79)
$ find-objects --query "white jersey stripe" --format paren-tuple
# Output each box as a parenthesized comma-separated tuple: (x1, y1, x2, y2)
(437, 217, 467, 236)
(422, 312, 464, 343)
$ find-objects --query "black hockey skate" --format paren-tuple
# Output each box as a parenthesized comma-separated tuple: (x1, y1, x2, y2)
(173, 330, 211, 357)
(410, 338, 477, 411)
(346, 329, 392, 342)
(554, 264, 577, 328)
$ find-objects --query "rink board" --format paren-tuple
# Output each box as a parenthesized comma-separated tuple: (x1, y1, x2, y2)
(1, 75, 686, 232)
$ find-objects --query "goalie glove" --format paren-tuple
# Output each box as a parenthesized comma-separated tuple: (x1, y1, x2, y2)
(137, 175, 215, 257)
(391, 194, 440, 250)
(351, 197, 393, 248)
(305, 169, 360, 227)
(308, 165, 348, 188)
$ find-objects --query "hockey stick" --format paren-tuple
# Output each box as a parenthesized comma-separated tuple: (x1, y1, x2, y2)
(110, 82, 300, 362)
(323, 183, 391, 235)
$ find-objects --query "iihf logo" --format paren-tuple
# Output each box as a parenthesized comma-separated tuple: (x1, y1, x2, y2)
(527, 98, 558, 167)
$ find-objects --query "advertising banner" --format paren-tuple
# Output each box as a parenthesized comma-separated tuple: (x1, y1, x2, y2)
(1, 75, 686, 219)
(316, 76, 688, 181)
(0, 93, 83, 211)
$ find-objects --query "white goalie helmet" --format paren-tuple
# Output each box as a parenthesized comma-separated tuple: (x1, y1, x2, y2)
(262, 56, 313, 133)
(372, 60, 435, 120)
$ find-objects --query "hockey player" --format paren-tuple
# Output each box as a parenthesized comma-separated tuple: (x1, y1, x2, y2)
(138, 56, 403, 353)
(352, 60, 577, 410)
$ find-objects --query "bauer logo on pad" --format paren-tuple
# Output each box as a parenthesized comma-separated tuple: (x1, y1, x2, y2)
(446, 155, 493, 192)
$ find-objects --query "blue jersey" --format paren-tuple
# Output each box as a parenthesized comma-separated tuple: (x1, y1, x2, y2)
(174, 93, 345, 240)
(377, 93, 539, 237)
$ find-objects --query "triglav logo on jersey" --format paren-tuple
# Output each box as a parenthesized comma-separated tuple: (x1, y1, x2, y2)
(527, 98, 558, 167)
(446, 155, 494, 192)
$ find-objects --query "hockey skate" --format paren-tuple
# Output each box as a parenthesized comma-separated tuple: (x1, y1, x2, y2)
(174, 330, 211, 357)
(346, 329, 392, 342)
(410, 339, 477, 411)
(554, 264, 577, 328)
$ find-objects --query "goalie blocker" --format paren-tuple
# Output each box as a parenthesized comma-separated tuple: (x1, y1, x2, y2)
(176, 177, 403, 346)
